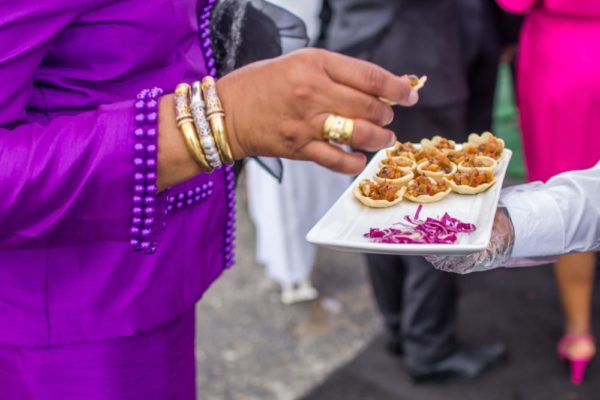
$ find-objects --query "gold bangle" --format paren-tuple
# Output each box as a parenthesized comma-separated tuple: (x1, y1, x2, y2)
(201, 77, 234, 166)
(174, 83, 212, 172)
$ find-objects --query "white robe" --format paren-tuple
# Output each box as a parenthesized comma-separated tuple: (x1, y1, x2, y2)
(246, 159, 351, 285)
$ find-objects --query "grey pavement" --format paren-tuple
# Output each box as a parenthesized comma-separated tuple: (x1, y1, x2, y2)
(195, 175, 600, 400)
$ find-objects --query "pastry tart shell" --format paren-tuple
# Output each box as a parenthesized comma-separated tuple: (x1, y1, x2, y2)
(416, 160, 457, 178)
(353, 185, 406, 208)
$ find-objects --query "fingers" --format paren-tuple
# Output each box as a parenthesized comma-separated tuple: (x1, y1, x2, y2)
(350, 119, 396, 151)
(322, 51, 419, 107)
(327, 83, 394, 126)
(300, 141, 367, 174)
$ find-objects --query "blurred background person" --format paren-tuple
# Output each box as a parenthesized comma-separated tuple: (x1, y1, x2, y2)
(246, 0, 353, 304)
(323, 0, 507, 381)
(498, 0, 600, 384)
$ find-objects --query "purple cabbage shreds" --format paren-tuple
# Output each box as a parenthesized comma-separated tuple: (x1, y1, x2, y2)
(364, 207, 476, 245)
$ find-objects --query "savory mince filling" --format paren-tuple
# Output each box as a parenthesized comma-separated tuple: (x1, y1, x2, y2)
(359, 179, 401, 201)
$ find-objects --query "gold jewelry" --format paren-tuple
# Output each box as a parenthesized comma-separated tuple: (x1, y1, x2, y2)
(323, 114, 354, 145)
(201, 77, 234, 165)
(174, 83, 212, 172)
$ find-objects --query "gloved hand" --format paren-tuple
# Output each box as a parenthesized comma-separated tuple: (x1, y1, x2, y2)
(425, 207, 515, 274)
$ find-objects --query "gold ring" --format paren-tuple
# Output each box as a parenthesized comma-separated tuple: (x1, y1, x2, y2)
(323, 114, 354, 145)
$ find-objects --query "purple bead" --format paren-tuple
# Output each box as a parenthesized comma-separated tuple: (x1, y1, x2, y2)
(186, 199, 194, 206)
(167, 204, 174, 212)
(226, 220, 234, 228)
(130, 226, 140, 236)
(207, 58, 215, 68)
(208, 181, 214, 187)
(227, 192, 235, 200)
(146, 172, 157, 182)
(134, 128, 145, 139)
(146, 158, 157, 169)
(186, 189, 194, 197)
(177, 193, 185, 200)
(134, 100, 145, 111)
(134, 143, 145, 153)
(194, 195, 201, 202)
(130, 238, 140, 248)
(132, 207, 143, 217)
(134, 173, 145, 182)
(144, 218, 155, 227)
(176, 202, 184, 209)
(148, 245, 157, 255)
(132, 217, 143, 226)
(141, 229, 151, 238)
(146, 99, 158, 111)
(137, 89, 149, 100)
(209, 68, 218, 77)
(146, 184, 157, 194)
(133, 195, 144, 205)
(205, 48, 214, 58)
(225, 253, 233, 261)
(203, 38, 211, 48)
(135, 113, 146, 125)
(147, 112, 158, 124)
(150, 87, 163, 97)
(167, 196, 175, 204)
(144, 196, 155, 205)
(201, 192, 207, 199)
(144, 207, 156, 216)
(194, 186, 202, 194)
(133, 157, 145, 168)
(140, 241, 151, 251)
(134, 185, 145, 194)
(227, 182, 235, 191)
(146, 128, 158, 139)
(146, 144, 157, 154)
(201, 183, 208, 191)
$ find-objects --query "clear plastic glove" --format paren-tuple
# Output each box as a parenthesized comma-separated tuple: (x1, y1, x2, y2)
(425, 207, 515, 274)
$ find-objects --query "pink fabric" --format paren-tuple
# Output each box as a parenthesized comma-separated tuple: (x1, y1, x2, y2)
(0, 309, 196, 400)
(499, 1, 600, 181)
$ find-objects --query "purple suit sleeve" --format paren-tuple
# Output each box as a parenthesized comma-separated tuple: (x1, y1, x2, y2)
(0, 2, 160, 250)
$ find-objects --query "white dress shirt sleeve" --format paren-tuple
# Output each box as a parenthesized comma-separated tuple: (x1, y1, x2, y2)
(499, 162, 600, 258)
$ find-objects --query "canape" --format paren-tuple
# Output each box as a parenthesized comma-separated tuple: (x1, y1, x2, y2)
(353, 179, 406, 208)
(404, 175, 452, 203)
(374, 165, 415, 186)
(465, 131, 505, 160)
(457, 155, 497, 173)
(447, 169, 496, 195)
(379, 156, 417, 171)
(421, 135, 456, 153)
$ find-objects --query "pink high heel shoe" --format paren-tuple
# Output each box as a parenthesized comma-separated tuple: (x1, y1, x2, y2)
(557, 334, 595, 385)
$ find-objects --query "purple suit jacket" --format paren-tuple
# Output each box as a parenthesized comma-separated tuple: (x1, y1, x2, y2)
(0, 0, 232, 346)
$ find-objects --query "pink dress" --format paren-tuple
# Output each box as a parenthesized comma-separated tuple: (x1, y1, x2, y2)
(498, 0, 600, 181)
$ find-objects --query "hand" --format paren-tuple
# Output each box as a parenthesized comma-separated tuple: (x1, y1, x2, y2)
(425, 208, 515, 274)
(217, 48, 419, 175)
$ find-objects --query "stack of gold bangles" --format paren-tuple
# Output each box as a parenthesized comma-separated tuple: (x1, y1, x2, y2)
(174, 77, 234, 172)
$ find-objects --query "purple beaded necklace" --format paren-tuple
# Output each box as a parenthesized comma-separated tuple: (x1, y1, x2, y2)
(130, 0, 237, 269)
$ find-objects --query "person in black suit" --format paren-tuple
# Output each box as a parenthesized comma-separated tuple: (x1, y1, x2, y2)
(322, 0, 507, 381)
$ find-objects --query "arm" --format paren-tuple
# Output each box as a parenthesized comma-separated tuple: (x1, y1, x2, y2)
(503, 162, 600, 258)
(427, 162, 600, 273)
(496, 0, 538, 14)
(0, 2, 197, 250)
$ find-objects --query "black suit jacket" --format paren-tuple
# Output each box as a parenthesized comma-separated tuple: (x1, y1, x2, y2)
(325, 0, 467, 108)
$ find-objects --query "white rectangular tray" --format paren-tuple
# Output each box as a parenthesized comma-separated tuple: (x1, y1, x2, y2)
(306, 148, 512, 256)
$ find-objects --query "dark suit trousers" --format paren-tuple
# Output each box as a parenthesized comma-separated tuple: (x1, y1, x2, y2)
(367, 103, 466, 367)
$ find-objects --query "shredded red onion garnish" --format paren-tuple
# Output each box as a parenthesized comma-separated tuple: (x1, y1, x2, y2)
(364, 205, 476, 244)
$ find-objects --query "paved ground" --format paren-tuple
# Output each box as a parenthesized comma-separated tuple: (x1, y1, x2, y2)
(195, 176, 600, 400)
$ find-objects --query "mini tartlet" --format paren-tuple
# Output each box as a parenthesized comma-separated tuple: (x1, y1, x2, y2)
(379, 156, 417, 171)
(457, 155, 497, 173)
(386, 141, 418, 159)
(354, 179, 406, 208)
(416, 154, 457, 178)
(465, 131, 505, 160)
(421, 135, 456, 153)
(447, 170, 496, 195)
(404, 176, 452, 203)
(374, 165, 415, 186)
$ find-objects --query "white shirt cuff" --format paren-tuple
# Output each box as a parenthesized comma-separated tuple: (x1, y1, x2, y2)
(500, 185, 565, 258)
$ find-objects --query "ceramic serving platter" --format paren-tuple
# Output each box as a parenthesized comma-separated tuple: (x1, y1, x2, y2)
(306, 148, 512, 256)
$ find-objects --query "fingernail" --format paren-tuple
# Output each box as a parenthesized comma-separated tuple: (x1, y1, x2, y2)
(387, 133, 396, 147)
(407, 89, 419, 106)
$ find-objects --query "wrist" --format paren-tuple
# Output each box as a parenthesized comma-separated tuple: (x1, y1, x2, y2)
(216, 75, 247, 160)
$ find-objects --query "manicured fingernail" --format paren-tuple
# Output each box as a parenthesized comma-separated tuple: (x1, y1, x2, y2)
(408, 89, 419, 106)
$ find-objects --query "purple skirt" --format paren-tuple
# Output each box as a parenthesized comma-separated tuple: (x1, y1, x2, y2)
(0, 309, 196, 400)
